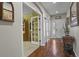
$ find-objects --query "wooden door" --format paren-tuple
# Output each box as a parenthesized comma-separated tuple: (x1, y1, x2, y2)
(23, 20, 30, 41)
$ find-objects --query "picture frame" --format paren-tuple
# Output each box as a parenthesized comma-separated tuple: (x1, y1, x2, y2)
(70, 2, 79, 27)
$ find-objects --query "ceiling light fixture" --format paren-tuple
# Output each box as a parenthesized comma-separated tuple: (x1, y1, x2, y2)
(56, 11, 58, 13)
(53, 2, 56, 4)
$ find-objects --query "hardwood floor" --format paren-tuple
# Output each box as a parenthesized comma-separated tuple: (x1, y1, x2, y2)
(29, 38, 75, 57)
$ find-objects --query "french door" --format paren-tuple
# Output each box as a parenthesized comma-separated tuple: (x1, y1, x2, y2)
(31, 16, 40, 45)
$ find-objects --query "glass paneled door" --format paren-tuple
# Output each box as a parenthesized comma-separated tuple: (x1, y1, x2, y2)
(52, 19, 65, 38)
(31, 16, 40, 45)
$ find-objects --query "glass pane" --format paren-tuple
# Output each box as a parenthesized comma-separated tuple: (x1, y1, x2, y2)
(32, 17, 38, 42)
(3, 10, 12, 20)
(3, 2, 12, 11)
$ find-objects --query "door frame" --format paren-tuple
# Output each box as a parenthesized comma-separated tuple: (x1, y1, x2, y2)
(31, 16, 40, 45)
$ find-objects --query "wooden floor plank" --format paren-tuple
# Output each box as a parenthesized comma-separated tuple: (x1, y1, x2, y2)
(29, 38, 75, 57)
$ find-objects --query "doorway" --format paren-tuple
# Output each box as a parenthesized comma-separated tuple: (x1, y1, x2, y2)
(52, 19, 65, 38)
(23, 3, 41, 56)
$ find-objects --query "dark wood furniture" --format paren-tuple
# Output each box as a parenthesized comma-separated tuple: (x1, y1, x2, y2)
(63, 35, 74, 45)
(63, 35, 75, 57)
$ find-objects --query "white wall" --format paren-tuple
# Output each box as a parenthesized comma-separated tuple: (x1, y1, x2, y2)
(69, 26, 79, 56)
(66, 4, 79, 56)
(0, 2, 23, 57)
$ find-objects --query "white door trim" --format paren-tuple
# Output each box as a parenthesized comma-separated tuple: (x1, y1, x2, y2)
(31, 16, 40, 45)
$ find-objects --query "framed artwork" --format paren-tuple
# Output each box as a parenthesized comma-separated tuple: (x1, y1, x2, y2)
(70, 2, 79, 27)
(0, 2, 14, 22)
(55, 16, 61, 19)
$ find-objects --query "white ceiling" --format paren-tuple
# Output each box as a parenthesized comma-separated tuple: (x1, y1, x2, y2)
(41, 2, 71, 15)
(23, 3, 33, 16)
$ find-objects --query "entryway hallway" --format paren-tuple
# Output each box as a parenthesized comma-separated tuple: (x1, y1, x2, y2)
(23, 2, 76, 57)
(0, 2, 78, 57)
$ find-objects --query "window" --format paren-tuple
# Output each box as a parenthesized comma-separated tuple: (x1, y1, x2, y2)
(0, 2, 14, 22)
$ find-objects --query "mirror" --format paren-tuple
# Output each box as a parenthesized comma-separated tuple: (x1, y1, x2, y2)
(0, 2, 14, 22)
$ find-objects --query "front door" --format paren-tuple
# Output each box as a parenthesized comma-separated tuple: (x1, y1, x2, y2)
(52, 19, 65, 38)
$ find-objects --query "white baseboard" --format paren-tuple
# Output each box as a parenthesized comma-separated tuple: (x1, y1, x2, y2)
(73, 49, 77, 57)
